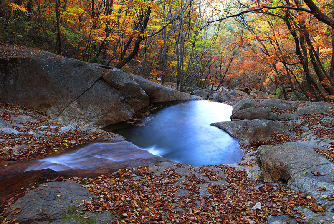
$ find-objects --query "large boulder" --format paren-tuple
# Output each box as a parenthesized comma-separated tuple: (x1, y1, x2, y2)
(102, 69, 149, 111)
(131, 74, 200, 103)
(211, 120, 290, 144)
(257, 142, 334, 202)
(0, 47, 196, 127)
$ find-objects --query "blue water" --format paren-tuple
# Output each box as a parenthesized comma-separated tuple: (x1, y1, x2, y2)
(112, 100, 243, 166)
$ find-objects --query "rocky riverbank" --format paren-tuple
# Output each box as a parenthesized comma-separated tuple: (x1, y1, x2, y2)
(1, 45, 334, 223)
(1, 98, 333, 223)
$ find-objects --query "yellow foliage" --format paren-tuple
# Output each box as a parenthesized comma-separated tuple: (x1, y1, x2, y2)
(9, 3, 28, 14)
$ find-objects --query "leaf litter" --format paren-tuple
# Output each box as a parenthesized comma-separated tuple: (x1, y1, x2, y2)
(1, 102, 333, 223)
(70, 163, 325, 223)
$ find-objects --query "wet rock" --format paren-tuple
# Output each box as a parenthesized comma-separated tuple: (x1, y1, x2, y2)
(25, 141, 169, 173)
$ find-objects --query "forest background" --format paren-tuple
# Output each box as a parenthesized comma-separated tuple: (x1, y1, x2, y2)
(0, 0, 333, 102)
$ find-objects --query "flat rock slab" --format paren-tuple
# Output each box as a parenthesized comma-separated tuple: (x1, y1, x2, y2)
(211, 120, 290, 144)
(5, 180, 115, 223)
(257, 142, 334, 202)
(26, 141, 165, 172)
(0, 141, 169, 210)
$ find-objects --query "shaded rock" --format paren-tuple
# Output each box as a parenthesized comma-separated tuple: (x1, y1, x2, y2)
(131, 74, 200, 103)
(258, 142, 334, 207)
(0, 55, 103, 114)
(232, 99, 258, 114)
(102, 69, 149, 110)
(0, 48, 197, 127)
(5, 180, 104, 223)
(57, 79, 134, 127)
(231, 107, 278, 121)
(193, 89, 211, 99)
(211, 120, 290, 144)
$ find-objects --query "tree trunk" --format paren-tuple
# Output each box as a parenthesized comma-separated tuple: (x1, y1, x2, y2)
(55, 0, 62, 55)
(115, 8, 151, 69)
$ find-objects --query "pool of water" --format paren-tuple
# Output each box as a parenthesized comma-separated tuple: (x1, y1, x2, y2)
(109, 100, 243, 166)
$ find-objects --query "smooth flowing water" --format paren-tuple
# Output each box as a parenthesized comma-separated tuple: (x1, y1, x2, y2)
(111, 100, 243, 166)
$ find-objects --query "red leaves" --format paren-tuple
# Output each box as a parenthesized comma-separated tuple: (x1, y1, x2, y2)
(0, 103, 117, 162)
(311, 171, 326, 176)
(70, 164, 324, 223)
(316, 186, 327, 191)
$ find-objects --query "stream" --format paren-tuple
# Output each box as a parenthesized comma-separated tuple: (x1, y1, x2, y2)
(22, 100, 243, 172)
(108, 100, 243, 166)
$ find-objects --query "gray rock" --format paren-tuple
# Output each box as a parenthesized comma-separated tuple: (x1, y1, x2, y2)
(232, 99, 258, 114)
(60, 125, 76, 132)
(193, 89, 211, 99)
(102, 69, 149, 110)
(0, 55, 104, 114)
(58, 80, 134, 127)
(211, 120, 290, 144)
(11, 115, 38, 124)
(277, 113, 298, 121)
(0, 117, 11, 127)
(231, 107, 278, 120)
(232, 99, 298, 116)
(131, 74, 199, 103)
(258, 99, 296, 110)
(0, 127, 20, 134)
(210, 91, 244, 103)
(0, 49, 197, 127)
(209, 92, 225, 102)
(6, 180, 114, 223)
(251, 202, 261, 210)
(295, 102, 333, 116)
(257, 142, 334, 184)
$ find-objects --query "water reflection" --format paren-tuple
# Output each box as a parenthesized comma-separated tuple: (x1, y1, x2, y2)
(112, 100, 243, 166)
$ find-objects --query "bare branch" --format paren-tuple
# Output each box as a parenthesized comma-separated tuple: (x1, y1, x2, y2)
(303, 0, 334, 27)
(206, 6, 312, 24)
(147, 3, 191, 38)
